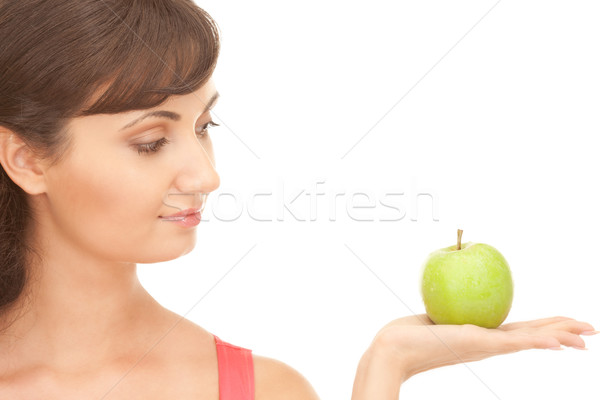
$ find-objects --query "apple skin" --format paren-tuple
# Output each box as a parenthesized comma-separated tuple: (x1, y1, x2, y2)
(420, 242, 513, 329)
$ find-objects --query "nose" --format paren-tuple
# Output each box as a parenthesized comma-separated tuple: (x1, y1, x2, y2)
(174, 136, 221, 195)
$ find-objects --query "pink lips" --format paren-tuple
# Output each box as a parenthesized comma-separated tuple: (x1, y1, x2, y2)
(160, 208, 202, 227)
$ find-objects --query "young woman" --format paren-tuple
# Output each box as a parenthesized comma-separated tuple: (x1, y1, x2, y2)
(0, 1, 595, 399)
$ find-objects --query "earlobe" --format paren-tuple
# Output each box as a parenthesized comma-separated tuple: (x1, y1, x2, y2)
(0, 129, 48, 195)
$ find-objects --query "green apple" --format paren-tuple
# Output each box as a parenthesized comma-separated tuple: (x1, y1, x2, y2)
(420, 229, 513, 328)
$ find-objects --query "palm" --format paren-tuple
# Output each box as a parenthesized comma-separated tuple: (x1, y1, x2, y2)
(374, 314, 595, 380)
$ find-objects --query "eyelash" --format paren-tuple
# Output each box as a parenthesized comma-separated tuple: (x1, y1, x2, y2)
(136, 120, 220, 155)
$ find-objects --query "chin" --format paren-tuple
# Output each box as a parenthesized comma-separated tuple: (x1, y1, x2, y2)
(170, 242, 198, 260)
(132, 244, 196, 264)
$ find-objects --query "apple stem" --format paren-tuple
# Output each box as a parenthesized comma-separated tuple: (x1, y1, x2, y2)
(457, 229, 463, 250)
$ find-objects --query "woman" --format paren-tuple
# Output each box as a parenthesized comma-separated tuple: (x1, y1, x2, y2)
(0, 1, 595, 399)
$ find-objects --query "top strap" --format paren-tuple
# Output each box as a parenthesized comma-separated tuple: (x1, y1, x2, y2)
(213, 334, 255, 400)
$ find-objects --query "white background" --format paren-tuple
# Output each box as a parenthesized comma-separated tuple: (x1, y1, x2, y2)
(138, 1, 600, 399)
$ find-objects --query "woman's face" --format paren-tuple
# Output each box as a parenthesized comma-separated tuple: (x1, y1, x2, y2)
(40, 79, 221, 263)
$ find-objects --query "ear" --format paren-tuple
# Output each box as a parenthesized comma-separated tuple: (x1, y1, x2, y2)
(0, 128, 48, 195)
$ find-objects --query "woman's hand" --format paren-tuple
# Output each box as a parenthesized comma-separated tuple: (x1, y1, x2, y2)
(372, 314, 597, 382)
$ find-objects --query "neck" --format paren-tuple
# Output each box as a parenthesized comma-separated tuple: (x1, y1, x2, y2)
(0, 216, 163, 373)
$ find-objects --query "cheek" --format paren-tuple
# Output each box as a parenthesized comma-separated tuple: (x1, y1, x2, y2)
(46, 153, 165, 258)
(67, 160, 150, 222)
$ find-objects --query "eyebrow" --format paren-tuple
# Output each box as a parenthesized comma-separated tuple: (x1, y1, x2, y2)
(120, 91, 220, 131)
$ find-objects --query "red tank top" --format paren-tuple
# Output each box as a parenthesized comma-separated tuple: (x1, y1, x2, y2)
(213, 334, 255, 400)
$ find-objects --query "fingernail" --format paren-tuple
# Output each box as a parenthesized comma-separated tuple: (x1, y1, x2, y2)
(580, 331, 598, 336)
(548, 346, 563, 350)
(572, 346, 588, 350)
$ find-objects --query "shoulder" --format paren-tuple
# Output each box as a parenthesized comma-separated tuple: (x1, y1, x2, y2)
(253, 354, 320, 400)
(154, 310, 320, 399)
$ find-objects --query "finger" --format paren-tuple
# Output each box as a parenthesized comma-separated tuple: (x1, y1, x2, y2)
(544, 329, 588, 349)
(542, 319, 596, 336)
(498, 316, 574, 331)
(507, 319, 595, 347)
(490, 330, 561, 352)
(502, 328, 588, 350)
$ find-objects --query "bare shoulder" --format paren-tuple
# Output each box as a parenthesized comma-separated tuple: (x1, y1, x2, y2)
(253, 354, 320, 400)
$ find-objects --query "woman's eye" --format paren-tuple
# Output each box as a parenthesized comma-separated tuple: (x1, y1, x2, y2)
(136, 137, 170, 155)
(134, 120, 219, 156)
(196, 120, 220, 138)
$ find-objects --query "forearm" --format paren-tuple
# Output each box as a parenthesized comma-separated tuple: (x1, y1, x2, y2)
(351, 344, 406, 400)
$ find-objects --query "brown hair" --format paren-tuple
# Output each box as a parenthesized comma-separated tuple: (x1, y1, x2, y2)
(0, 0, 220, 326)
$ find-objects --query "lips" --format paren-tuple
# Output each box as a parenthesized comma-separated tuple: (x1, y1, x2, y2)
(160, 208, 202, 221)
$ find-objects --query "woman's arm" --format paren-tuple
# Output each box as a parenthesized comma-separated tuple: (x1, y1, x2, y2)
(351, 314, 596, 400)
(351, 342, 404, 399)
